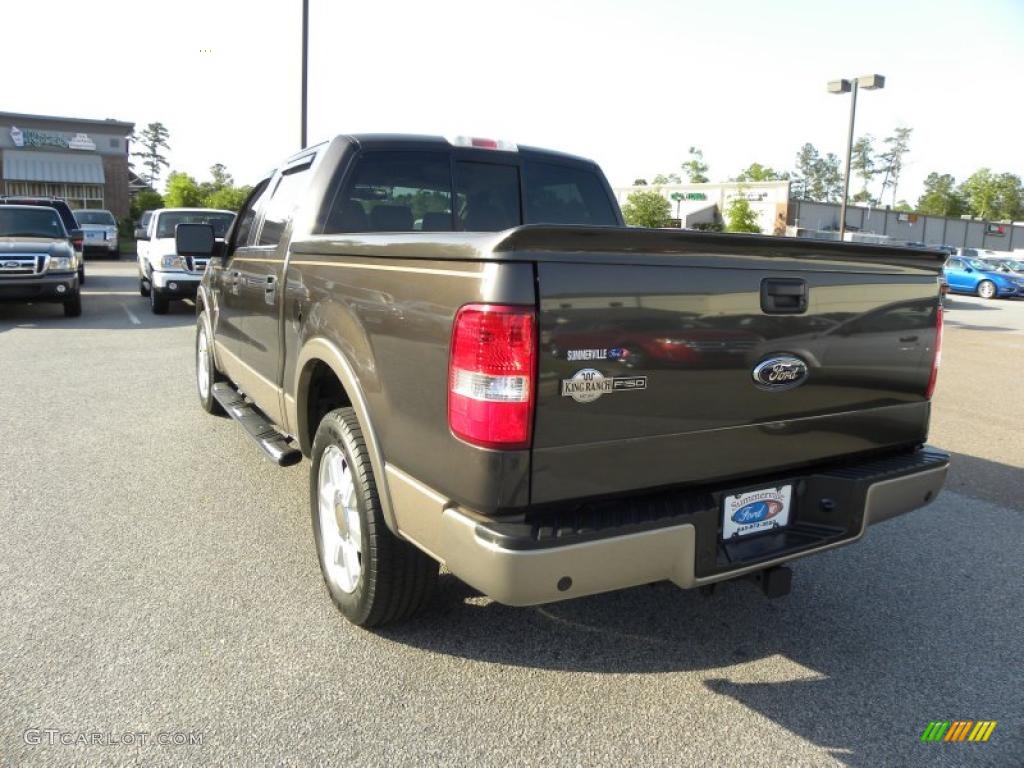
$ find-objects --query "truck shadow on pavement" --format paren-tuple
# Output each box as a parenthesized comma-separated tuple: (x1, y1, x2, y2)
(382, 459, 1021, 767)
(0, 268, 197, 331)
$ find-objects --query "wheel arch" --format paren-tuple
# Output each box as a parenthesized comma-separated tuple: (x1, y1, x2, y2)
(293, 337, 398, 534)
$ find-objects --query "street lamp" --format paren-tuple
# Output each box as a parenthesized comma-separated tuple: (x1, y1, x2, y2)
(828, 74, 885, 241)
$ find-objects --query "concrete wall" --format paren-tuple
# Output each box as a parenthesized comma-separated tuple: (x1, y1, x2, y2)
(788, 200, 1023, 252)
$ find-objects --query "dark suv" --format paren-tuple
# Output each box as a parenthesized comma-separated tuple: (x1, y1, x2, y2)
(0, 197, 85, 283)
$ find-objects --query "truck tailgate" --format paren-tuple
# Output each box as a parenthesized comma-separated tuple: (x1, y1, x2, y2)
(528, 238, 941, 503)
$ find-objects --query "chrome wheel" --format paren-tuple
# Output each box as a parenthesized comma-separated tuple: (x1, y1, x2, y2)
(196, 326, 211, 399)
(977, 280, 996, 299)
(317, 445, 363, 593)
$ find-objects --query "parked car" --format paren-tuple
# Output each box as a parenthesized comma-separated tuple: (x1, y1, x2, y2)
(73, 209, 119, 258)
(984, 258, 1024, 277)
(943, 256, 1024, 299)
(0, 196, 84, 283)
(175, 133, 948, 628)
(0, 205, 82, 316)
(136, 208, 235, 314)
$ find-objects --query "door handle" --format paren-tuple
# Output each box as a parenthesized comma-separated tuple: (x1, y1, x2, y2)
(760, 278, 808, 314)
(264, 274, 278, 306)
(899, 335, 918, 343)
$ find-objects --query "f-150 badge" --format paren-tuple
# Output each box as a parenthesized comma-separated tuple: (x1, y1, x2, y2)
(561, 368, 647, 404)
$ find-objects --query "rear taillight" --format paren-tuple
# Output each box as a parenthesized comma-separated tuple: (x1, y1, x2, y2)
(926, 304, 943, 398)
(448, 304, 536, 449)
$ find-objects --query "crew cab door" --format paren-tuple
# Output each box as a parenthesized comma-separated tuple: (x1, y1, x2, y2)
(233, 154, 317, 425)
(212, 179, 271, 378)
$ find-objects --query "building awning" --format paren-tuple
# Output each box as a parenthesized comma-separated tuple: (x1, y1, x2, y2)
(2, 150, 105, 184)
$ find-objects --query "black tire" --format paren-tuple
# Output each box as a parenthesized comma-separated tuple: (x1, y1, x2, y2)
(140, 277, 151, 298)
(150, 287, 169, 314)
(63, 293, 82, 318)
(78, 266, 85, 284)
(976, 280, 997, 299)
(195, 315, 225, 415)
(311, 408, 437, 627)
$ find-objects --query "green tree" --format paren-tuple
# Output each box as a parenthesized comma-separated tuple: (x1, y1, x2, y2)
(878, 127, 913, 207)
(652, 172, 681, 184)
(917, 173, 967, 217)
(849, 135, 877, 203)
(209, 163, 233, 188)
(724, 193, 761, 233)
(734, 162, 789, 182)
(893, 200, 913, 212)
(129, 188, 164, 221)
(632, 178, 648, 186)
(204, 185, 251, 212)
(163, 171, 204, 208)
(794, 143, 843, 203)
(959, 170, 1023, 221)
(622, 189, 671, 228)
(682, 146, 709, 183)
(132, 122, 171, 187)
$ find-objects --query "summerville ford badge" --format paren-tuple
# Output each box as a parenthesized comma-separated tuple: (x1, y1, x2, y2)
(561, 368, 647, 404)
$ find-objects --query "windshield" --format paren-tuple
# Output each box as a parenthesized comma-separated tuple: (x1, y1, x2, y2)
(75, 210, 116, 225)
(966, 259, 995, 271)
(0, 208, 67, 238)
(156, 212, 234, 239)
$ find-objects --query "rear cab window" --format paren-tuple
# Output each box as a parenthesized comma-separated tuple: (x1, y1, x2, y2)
(323, 146, 619, 233)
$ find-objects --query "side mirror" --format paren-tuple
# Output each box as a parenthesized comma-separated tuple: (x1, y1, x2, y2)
(964, 268, 973, 273)
(69, 228, 84, 251)
(175, 223, 215, 257)
(134, 227, 149, 240)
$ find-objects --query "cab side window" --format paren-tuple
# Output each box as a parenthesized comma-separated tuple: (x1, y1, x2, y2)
(231, 179, 272, 251)
(259, 161, 315, 246)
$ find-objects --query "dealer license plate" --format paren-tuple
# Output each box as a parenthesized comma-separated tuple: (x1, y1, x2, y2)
(722, 485, 792, 539)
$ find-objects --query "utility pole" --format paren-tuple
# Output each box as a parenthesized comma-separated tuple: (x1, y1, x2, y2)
(301, 0, 309, 149)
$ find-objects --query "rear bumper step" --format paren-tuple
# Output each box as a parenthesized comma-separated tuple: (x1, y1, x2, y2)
(211, 382, 302, 467)
(413, 447, 949, 606)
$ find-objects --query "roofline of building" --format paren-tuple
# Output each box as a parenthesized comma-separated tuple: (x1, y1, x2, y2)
(614, 180, 791, 191)
(0, 111, 134, 132)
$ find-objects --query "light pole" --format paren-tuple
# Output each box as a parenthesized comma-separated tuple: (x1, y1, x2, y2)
(828, 74, 885, 241)
(301, 0, 309, 149)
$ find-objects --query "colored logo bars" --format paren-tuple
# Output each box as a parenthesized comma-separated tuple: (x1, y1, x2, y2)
(920, 721, 997, 742)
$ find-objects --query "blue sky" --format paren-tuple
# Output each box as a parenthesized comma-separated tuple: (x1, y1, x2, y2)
(7, 0, 1023, 202)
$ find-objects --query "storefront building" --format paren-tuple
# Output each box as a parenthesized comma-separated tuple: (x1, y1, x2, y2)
(613, 180, 791, 234)
(0, 111, 135, 218)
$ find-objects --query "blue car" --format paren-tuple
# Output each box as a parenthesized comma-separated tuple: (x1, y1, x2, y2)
(943, 257, 1024, 299)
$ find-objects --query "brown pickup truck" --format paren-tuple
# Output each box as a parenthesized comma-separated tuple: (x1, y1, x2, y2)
(176, 134, 949, 627)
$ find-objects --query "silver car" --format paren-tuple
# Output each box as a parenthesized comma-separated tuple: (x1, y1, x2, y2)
(73, 209, 119, 258)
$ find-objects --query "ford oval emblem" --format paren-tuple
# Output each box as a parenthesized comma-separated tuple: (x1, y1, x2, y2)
(731, 500, 784, 525)
(752, 355, 809, 391)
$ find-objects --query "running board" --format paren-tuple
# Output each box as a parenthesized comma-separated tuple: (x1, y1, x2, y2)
(211, 382, 302, 467)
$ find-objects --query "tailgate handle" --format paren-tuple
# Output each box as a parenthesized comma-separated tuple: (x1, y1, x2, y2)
(761, 278, 808, 314)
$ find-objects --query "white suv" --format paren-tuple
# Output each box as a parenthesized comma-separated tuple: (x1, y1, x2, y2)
(137, 208, 235, 314)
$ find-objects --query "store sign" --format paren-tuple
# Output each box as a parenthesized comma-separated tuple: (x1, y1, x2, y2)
(731, 191, 768, 202)
(670, 192, 707, 201)
(9, 125, 96, 151)
(986, 223, 1006, 236)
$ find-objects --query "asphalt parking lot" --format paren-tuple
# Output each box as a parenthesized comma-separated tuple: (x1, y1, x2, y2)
(1, 262, 1021, 767)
